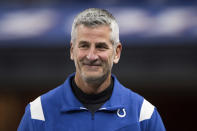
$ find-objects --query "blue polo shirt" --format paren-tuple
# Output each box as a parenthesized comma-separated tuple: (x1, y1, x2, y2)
(18, 74, 166, 131)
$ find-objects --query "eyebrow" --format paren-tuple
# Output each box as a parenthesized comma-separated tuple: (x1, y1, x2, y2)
(78, 41, 109, 48)
(78, 41, 91, 48)
(95, 42, 109, 47)
(78, 41, 90, 45)
(95, 42, 107, 45)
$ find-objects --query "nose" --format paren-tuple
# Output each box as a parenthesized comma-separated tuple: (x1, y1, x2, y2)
(86, 47, 98, 60)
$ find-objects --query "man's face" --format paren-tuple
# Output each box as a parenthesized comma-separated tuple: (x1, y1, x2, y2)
(70, 24, 121, 83)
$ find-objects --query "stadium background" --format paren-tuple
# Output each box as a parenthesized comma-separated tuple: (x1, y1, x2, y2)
(0, 0, 197, 130)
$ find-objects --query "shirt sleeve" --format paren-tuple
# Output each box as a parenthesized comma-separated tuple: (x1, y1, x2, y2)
(17, 104, 34, 131)
(146, 108, 166, 131)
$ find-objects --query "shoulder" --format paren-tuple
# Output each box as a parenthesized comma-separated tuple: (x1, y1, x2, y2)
(119, 84, 155, 122)
(29, 96, 45, 121)
(118, 84, 144, 106)
(41, 84, 64, 104)
(29, 84, 65, 121)
(113, 75, 144, 106)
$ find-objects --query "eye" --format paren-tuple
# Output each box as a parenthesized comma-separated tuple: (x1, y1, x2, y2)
(80, 44, 89, 48)
(78, 41, 90, 49)
(96, 43, 109, 50)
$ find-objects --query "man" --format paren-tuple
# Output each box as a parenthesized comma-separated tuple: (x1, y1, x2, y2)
(18, 8, 165, 131)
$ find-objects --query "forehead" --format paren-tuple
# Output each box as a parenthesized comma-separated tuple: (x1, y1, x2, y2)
(76, 24, 111, 43)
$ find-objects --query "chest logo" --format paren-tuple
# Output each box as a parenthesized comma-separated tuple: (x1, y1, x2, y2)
(117, 108, 126, 118)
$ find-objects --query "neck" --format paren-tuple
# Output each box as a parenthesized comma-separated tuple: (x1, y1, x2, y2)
(74, 73, 111, 94)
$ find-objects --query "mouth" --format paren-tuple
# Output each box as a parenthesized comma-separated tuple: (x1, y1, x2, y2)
(83, 64, 101, 70)
(84, 63, 101, 66)
(82, 61, 102, 66)
(84, 64, 100, 67)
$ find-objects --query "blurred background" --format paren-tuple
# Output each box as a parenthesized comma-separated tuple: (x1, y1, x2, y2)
(0, 0, 197, 130)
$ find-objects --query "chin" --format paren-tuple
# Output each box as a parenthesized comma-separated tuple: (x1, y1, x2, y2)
(82, 72, 108, 83)
(82, 72, 106, 83)
(84, 73, 102, 79)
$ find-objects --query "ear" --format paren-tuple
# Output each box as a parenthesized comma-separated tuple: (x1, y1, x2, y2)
(113, 43, 122, 64)
(70, 42, 74, 60)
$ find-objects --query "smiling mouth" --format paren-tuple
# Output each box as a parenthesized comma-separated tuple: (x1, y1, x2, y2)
(84, 64, 100, 67)
(83, 64, 101, 70)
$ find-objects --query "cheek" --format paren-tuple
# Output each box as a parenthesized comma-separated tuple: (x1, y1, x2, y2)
(100, 52, 113, 63)
(74, 49, 86, 60)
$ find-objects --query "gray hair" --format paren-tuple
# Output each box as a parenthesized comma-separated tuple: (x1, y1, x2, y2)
(71, 8, 120, 46)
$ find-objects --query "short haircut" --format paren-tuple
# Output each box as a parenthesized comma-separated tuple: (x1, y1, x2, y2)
(71, 8, 120, 46)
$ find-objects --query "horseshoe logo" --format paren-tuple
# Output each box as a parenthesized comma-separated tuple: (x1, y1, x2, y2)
(117, 108, 126, 118)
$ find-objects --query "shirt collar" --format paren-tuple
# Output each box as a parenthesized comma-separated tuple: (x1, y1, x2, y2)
(99, 74, 124, 111)
(60, 73, 124, 112)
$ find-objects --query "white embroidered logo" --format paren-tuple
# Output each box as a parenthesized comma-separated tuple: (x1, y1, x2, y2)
(117, 108, 126, 118)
